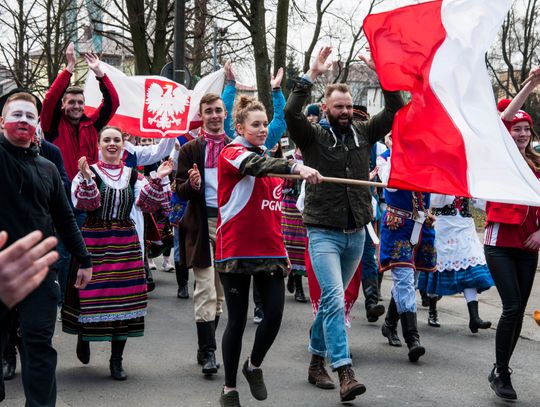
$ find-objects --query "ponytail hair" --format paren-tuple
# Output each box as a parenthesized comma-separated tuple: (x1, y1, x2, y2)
(233, 95, 265, 126)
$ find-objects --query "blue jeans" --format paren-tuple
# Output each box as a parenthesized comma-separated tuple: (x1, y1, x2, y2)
(307, 226, 365, 370)
(391, 266, 419, 314)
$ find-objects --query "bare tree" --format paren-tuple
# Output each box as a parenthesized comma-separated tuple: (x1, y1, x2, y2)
(300, 0, 335, 73)
(224, 0, 273, 114)
(487, 0, 540, 129)
(0, 0, 84, 92)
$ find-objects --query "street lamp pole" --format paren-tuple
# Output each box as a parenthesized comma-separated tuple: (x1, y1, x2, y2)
(174, 0, 185, 84)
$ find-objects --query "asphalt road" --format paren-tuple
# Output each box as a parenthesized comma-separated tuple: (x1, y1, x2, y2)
(3, 264, 540, 407)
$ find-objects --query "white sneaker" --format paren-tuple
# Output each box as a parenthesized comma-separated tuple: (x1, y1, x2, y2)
(161, 256, 174, 272)
(148, 258, 157, 270)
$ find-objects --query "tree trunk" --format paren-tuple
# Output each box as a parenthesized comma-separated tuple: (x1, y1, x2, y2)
(273, 0, 289, 92)
(126, 0, 151, 74)
(249, 0, 272, 116)
(191, 0, 207, 78)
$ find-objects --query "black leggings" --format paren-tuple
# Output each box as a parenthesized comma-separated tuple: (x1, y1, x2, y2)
(219, 272, 284, 388)
(484, 246, 538, 369)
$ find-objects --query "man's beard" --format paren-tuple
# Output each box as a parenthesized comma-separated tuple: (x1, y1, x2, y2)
(327, 113, 352, 132)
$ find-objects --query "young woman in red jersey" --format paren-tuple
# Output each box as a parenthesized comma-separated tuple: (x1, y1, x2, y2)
(485, 67, 540, 401)
(216, 96, 321, 407)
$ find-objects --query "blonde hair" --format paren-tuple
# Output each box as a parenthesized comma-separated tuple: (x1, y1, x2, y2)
(233, 95, 265, 126)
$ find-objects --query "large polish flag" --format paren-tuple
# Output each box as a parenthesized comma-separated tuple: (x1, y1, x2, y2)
(363, 0, 540, 206)
(84, 63, 224, 139)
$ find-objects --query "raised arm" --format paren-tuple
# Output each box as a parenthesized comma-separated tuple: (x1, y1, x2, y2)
(125, 137, 177, 167)
(265, 67, 287, 150)
(501, 66, 540, 122)
(86, 52, 120, 131)
(284, 47, 333, 151)
(41, 43, 76, 139)
(222, 61, 237, 137)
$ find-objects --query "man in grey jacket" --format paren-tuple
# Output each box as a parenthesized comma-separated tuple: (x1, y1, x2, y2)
(284, 46, 404, 402)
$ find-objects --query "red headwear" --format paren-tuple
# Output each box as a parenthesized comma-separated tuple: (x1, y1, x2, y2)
(497, 98, 533, 131)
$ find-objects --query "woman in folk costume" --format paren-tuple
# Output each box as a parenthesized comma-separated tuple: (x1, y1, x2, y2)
(62, 126, 173, 380)
(282, 148, 309, 303)
(485, 67, 540, 401)
(377, 133, 436, 363)
(216, 95, 321, 407)
(417, 195, 493, 330)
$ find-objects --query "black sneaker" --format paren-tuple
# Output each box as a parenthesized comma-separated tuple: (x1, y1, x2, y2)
(253, 307, 264, 324)
(242, 359, 267, 400)
(219, 389, 241, 407)
(490, 366, 517, 401)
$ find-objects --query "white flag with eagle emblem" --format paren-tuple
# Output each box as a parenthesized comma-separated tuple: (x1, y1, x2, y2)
(84, 62, 225, 138)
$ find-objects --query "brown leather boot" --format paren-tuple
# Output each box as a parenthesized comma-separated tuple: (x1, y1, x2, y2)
(337, 365, 366, 402)
(307, 355, 335, 389)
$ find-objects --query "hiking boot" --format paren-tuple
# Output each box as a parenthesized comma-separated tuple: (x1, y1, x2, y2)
(307, 355, 335, 389)
(337, 365, 366, 402)
(219, 389, 241, 407)
(242, 359, 267, 400)
(490, 365, 517, 400)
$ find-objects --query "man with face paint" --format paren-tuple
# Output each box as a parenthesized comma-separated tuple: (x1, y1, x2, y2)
(0, 93, 93, 406)
(284, 46, 404, 402)
(0, 89, 71, 383)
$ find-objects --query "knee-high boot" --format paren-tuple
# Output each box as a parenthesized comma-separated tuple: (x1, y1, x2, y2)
(400, 312, 425, 362)
(428, 296, 441, 327)
(381, 296, 402, 347)
(196, 321, 218, 375)
(294, 275, 307, 303)
(110, 339, 127, 380)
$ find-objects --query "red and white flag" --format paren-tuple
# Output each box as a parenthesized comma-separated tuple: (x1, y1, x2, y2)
(84, 63, 224, 138)
(364, 0, 540, 205)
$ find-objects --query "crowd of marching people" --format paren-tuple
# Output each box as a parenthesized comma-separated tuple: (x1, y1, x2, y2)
(0, 40, 539, 407)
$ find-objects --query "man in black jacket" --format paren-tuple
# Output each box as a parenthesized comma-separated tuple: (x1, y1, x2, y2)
(284, 46, 404, 402)
(0, 92, 92, 407)
(0, 89, 71, 383)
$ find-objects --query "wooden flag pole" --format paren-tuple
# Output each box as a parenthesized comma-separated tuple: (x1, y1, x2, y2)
(267, 173, 387, 188)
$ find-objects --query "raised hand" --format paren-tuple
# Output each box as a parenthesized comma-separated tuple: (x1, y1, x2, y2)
(157, 158, 174, 178)
(359, 47, 376, 71)
(84, 52, 104, 78)
(78, 156, 93, 181)
(307, 46, 333, 80)
(224, 60, 235, 82)
(529, 66, 540, 86)
(66, 42, 76, 72)
(270, 67, 284, 89)
(188, 163, 201, 189)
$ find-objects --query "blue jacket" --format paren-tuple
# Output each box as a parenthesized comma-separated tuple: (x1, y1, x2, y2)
(222, 81, 286, 151)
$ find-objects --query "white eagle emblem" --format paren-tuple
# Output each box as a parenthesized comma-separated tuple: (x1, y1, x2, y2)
(145, 82, 190, 130)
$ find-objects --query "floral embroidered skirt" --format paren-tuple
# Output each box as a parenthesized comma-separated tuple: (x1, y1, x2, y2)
(379, 213, 437, 273)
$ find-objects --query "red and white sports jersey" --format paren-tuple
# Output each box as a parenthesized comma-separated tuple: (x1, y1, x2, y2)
(215, 143, 287, 262)
(484, 206, 540, 251)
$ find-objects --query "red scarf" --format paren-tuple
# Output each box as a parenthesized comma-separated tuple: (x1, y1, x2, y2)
(201, 128, 226, 168)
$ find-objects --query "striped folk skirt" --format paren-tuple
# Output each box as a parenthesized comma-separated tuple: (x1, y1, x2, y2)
(281, 195, 307, 275)
(62, 220, 147, 341)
